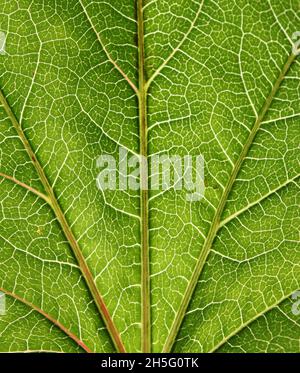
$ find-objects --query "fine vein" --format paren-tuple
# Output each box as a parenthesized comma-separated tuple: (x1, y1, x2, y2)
(219, 174, 300, 228)
(0, 172, 50, 204)
(209, 289, 299, 352)
(145, 0, 204, 91)
(78, 0, 139, 96)
(0, 287, 91, 353)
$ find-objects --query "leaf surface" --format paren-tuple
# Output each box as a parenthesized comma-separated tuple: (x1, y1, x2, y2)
(0, 0, 299, 353)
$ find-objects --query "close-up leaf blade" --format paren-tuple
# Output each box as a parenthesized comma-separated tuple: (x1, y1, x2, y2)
(0, 0, 299, 353)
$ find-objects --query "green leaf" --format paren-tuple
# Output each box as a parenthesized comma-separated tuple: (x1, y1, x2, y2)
(0, 0, 299, 353)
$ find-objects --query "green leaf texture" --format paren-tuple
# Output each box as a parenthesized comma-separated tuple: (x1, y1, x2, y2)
(0, 0, 299, 353)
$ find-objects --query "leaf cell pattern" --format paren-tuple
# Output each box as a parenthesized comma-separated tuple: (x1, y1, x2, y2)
(0, 0, 299, 353)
